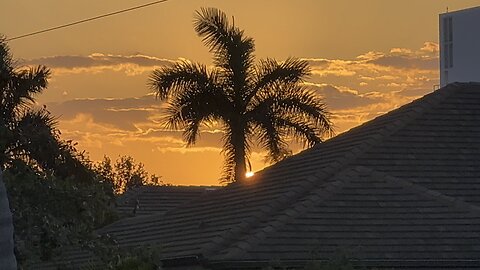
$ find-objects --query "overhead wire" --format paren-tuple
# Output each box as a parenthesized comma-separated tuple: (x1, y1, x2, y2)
(6, 0, 170, 41)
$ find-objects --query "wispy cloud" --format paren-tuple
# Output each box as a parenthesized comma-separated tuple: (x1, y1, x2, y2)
(306, 83, 383, 110)
(36, 42, 440, 184)
(24, 53, 176, 76)
(305, 42, 439, 84)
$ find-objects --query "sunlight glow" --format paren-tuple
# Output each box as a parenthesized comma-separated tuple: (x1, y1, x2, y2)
(245, 171, 255, 178)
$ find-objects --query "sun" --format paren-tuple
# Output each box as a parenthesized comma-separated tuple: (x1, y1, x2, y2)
(245, 171, 255, 178)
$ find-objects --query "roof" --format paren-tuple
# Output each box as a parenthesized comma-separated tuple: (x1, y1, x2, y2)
(72, 82, 480, 269)
(440, 5, 480, 16)
(116, 185, 218, 217)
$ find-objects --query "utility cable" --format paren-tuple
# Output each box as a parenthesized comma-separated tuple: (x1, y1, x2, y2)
(6, 0, 170, 41)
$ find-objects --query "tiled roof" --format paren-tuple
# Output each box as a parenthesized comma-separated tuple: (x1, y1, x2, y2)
(31, 186, 218, 269)
(116, 185, 218, 217)
(69, 83, 480, 269)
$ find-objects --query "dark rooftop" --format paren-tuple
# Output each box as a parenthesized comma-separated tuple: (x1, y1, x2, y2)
(40, 82, 480, 269)
(116, 185, 218, 217)
(101, 82, 480, 269)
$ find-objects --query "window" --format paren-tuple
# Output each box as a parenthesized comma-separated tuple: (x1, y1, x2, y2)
(443, 16, 453, 69)
(444, 44, 449, 69)
(449, 43, 453, 68)
(448, 17, 453, 42)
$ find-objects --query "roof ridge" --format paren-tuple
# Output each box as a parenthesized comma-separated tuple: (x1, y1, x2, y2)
(356, 166, 480, 214)
(213, 169, 349, 260)
(216, 162, 480, 261)
(203, 85, 460, 259)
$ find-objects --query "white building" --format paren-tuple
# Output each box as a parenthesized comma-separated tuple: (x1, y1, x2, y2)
(439, 6, 480, 87)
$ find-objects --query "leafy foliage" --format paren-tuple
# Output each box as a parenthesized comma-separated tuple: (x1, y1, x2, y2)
(3, 160, 117, 267)
(0, 36, 93, 184)
(84, 239, 162, 270)
(149, 8, 333, 182)
(94, 155, 162, 194)
(0, 36, 165, 268)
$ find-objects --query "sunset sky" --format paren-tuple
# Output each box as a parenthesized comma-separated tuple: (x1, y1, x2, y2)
(2, 0, 479, 185)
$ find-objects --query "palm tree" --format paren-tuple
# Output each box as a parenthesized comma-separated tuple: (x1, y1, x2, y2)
(0, 36, 51, 168)
(0, 37, 91, 181)
(149, 8, 333, 182)
(0, 37, 112, 266)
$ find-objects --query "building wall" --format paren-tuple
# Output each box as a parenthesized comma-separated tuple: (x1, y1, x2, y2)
(0, 172, 17, 270)
(439, 6, 480, 87)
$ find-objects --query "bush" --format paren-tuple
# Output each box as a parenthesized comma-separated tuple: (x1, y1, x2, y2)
(94, 155, 162, 194)
(4, 160, 117, 267)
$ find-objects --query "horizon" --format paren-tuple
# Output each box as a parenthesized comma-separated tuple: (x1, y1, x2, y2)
(2, 0, 479, 185)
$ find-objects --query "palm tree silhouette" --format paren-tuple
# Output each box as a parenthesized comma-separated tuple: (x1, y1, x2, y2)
(0, 37, 90, 181)
(149, 8, 333, 182)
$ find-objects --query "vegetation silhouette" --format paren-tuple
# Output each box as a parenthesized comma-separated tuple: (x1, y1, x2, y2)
(149, 7, 333, 182)
(0, 37, 161, 268)
(95, 155, 162, 194)
(0, 36, 93, 182)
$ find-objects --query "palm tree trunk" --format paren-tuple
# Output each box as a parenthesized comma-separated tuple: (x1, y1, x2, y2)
(234, 144, 246, 182)
(0, 171, 17, 270)
(231, 125, 247, 182)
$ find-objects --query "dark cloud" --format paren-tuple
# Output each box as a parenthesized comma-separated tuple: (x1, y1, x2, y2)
(23, 53, 174, 69)
(303, 58, 330, 67)
(308, 84, 383, 110)
(46, 96, 162, 131)
(395, 87, 433, 98)
(137, 129, 225, 148)
(46, 96, 226, 149)
(369, 55, 438, 70)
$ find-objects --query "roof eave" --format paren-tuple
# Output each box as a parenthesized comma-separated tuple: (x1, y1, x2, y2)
(206, 259, 480, 269)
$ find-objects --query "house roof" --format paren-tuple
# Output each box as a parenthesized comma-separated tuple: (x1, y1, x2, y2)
(116, 185, 218, 217)
(93, 83, 480, 268)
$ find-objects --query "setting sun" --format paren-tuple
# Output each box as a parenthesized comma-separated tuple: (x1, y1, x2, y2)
(245, 171, 255, 178)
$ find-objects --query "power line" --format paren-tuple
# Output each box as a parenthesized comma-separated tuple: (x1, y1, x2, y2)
(6, 0, 170, 41)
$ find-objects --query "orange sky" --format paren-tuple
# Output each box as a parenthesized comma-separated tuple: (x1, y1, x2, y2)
(2, 0, 480, 185)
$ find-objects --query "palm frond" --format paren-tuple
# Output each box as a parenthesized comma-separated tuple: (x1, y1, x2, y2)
(258, 85, 332, 130)
(248, 84, 333, 146)
(220, 141, 236, 184)
(1, 65, 50, 125)
(248, 57, 310, 102)
(275, 114, 323, 146)
(14, 109, 93, 182)
(250, 113, 288, 163)
(0, 36, 13, 74)
(219, 123, 252, 183)
(163, 81, 231, 146)
(12, 65, 50, 109)
(148, 61, 219, 100)
(194, 7, 255, 100)
(14, 108, 60, 171)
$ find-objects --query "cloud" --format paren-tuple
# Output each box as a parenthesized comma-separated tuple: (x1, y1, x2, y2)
(301, 43, 441, 133)
(47, 95, 162, 131)
(306, 42, 439, 81)
(368, 55, 437, 70)
(23, 53, 175, 76)
(47, 96, 227, 148)
(420, 42, 439, 54)
(306, 83, 383, 110)
(34, 42, 442, 184)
